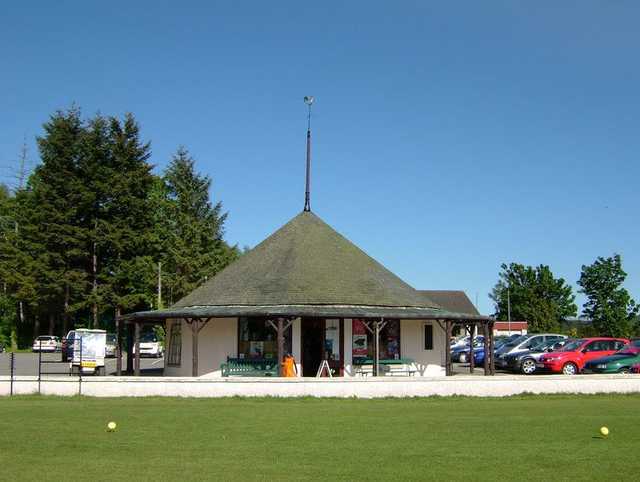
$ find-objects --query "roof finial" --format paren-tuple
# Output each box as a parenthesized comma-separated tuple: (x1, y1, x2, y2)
(303, 96, 314, 212)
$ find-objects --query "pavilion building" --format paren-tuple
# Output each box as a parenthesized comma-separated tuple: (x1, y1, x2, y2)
(122, 211, 494, 377)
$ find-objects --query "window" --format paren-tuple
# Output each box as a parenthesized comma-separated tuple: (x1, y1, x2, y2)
(424, 324, 433, 350)
(352, 319, 400, 360)
(166, 321, 182, 366)
(238, 317, 292, 359)
(614, 341, 626, 350)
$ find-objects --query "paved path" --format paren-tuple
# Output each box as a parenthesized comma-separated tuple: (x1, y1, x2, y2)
(0, 352, 164, 376)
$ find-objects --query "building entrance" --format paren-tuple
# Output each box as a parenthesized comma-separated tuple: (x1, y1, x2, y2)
(301, 318, 343, 377)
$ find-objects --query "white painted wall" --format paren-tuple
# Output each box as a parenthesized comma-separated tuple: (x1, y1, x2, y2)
(342, 319, 445, 377)
(165, 318, 238, 377)
(400, 320, 446, 376)
(4, 375, 640, 398)
(165, 317, 446, 378)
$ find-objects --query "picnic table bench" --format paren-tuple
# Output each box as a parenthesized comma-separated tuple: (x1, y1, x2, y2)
(221, 358, 278, 377)
(352, 358, 417, 377)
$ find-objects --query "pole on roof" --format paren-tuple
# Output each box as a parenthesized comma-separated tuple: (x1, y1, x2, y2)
(303, 96, 314, 212)
(507, 287, 511, 335)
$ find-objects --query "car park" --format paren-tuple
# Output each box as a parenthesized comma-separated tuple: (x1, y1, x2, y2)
(583, 340, 640, 374)
(538, 337, 629, 375)
(500, 339, 568, 375)
(495, 334, 567, 369)
(32, 335, 61, 352)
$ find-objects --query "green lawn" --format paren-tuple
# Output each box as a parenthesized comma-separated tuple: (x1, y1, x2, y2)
(1, 395, 639, 481)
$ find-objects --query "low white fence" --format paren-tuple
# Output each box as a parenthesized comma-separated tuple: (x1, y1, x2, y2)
(2, 374, 640, 398)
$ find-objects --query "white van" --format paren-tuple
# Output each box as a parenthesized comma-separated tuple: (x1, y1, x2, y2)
(71, 329, 107, 376)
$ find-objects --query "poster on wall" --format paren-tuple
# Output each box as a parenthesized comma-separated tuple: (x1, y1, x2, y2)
(352, 319, 369, 358)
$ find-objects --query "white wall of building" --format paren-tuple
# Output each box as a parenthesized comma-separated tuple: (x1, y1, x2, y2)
(165, 317, 446, 378)
(165, 318, 238, 377)
(400, 320, 446, 376)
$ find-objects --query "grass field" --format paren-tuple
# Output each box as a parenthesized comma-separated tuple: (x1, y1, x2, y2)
(1, 395, 639, 481)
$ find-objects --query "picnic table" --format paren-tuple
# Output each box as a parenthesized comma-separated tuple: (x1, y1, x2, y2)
(352, 358, 416, 377)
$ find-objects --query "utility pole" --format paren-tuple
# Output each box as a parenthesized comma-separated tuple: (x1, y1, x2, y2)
(157, 261, 162, 310)
(507, 287, 511, 335)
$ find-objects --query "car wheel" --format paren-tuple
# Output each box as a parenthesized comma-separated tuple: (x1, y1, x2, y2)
(618, 368, 630, 374)
(459, 353, 467, 363)
(521, 359, 537, 375)
(562, 362, 578, 375)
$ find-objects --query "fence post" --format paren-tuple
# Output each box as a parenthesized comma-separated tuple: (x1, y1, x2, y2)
(38, 339, 42, 395)
(78, 337, 82, 396)
(10, 352, 15, 396)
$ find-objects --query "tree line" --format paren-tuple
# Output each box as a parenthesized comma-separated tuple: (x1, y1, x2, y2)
(0, 108, 238, 349)
(490, 255, 639, 338)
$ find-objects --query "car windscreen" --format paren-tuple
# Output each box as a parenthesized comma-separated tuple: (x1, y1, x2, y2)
(560, 339, 584, 352)
(504, 335, 528, 348)
(141, 333, 157, 342)
(106, 335, 116, 343)
(36, 336, 54, 340)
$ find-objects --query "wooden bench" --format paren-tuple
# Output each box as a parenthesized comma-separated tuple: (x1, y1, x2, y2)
(221, 358, 278, 377)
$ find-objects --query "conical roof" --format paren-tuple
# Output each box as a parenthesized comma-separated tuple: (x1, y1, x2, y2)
(174, 211, 439, 309)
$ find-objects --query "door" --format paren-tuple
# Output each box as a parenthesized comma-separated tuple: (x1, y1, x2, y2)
(301, 319, 324, 377)
(580, 340, 611, 368)
(301, 318, 343, 377)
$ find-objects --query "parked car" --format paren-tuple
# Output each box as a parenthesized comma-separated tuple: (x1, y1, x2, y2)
(583, 340, 640, 374)
(451, 337, 485, 363)
(61, 330, 75, 362)
(495, 334, 567, 369)
(631, 363, 640, 374)
(501, 339, 568, 375)
(0, 342, 4, 353)
(105, 334, 117, 357)
(472, 336, 520, 366)
(538, 337, 629, 375)
(133, 332, 164, 358)
(32, 335, 61, 352)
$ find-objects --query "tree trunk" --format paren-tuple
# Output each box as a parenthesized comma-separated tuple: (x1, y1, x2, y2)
(48, 313, 55, 335)
(63, 284, 70, 336)
(34, 314, 40, 338)
(92, 238, 98, 329)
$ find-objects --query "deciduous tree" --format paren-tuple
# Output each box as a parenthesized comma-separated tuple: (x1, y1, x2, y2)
(578, 254, 638, 338)
(490, 263, 577, 333)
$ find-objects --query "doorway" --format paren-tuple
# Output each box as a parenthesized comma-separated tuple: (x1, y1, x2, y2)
(301, 318, 344, 377)
(301, 318, 324, 377)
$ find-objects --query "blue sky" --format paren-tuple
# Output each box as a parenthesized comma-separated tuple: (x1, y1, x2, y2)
(1, 1, 638, 315)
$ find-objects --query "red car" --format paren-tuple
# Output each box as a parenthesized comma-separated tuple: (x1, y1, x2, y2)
(539, 337, 629, 375)
(631, 364, 640, 374)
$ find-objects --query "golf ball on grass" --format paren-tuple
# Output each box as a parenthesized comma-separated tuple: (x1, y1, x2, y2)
(107, 421, 117, 432)
(600, 426, 609, 437)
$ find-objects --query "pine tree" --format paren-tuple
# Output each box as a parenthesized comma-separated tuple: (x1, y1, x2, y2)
(155, 147, 238, 304)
